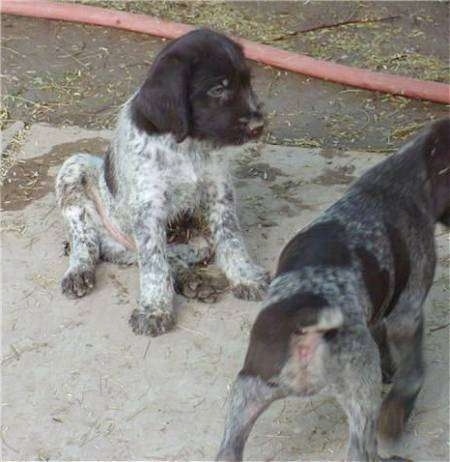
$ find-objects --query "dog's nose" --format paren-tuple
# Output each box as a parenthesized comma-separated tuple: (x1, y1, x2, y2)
(247, 117, 264, 138)
(239, 113, 265, 138)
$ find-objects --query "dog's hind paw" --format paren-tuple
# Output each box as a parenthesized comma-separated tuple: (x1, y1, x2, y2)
(129, 306, 175, 336)
(232, 271, 270, 301)
(61, 266, 95, 298)
(378, 394, 411, 441)
(174, 266, 229, 303)
(381, 456, 413, 462)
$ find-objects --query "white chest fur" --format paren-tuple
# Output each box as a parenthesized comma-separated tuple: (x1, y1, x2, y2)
(123, 134, 226, 219)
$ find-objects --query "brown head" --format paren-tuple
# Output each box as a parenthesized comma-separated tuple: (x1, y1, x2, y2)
(422, 118, 450, 225)
(131, 29, 264, 146)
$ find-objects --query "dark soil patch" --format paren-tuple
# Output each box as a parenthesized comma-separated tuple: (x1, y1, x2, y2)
(234, 162, 288, 181)
(318, 148, 349, 159)
(313, 165, 356, 185)
(269, 180, 315, 210)
(1, 137, 109, 211)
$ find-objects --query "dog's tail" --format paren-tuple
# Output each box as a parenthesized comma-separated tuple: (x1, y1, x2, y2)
(267, 286, 344, 333)
(297, 304, 344, 333)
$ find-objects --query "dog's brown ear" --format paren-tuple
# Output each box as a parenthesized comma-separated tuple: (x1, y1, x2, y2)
(423, 118, 450, 223)
(131, 55, 191, 142)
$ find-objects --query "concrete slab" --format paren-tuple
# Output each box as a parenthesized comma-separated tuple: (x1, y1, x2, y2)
(1, 121, 24, 155)
(18, 123, 113, 161)
(1, 125, 449, 461)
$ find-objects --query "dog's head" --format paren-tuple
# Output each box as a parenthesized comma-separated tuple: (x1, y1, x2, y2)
(131, 29, 264, 146)
(421, 118, 450, 226)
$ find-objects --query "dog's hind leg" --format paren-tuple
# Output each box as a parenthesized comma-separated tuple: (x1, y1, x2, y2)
(216, 374, 285, 461)
(167, 238, 212, 270)
(331, 327, 382, 462)
(378, 308, 425, 441)
(168, 239, 229, 303)
(56, 154, 102, 297)
(370, 320, 396, 384)
(99, 238, 211, 267)
(99, 238, 137, 265)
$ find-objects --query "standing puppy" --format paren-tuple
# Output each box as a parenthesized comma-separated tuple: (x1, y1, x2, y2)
(56, 29, 269, 337)
(217, 119, 450, 461)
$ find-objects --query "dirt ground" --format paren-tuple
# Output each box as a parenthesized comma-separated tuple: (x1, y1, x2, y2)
(1, 1, 449, 461)
(2, 123, 449, 461)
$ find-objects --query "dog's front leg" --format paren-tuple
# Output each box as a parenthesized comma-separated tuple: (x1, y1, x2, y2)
(129, 204, 175, 336)
(206, 176, 269, 301)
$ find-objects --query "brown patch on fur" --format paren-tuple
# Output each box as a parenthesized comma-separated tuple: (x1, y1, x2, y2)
(277, 220, 351, 274)
(355, 246, 390, 325)
(378, 396, 407, 440)
(422, 118, 450, 222)
(384, 223, 411, 319)
(240, 292, 328, 381)
(167, 210, 210, 245)
(103, 147, 117, 196)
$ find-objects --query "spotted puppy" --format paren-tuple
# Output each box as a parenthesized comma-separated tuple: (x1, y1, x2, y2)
(217, 118, 450, 461)
(56, 29, 269, 337)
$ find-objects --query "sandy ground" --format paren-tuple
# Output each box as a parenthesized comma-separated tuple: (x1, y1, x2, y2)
(1, 123, 449, 461)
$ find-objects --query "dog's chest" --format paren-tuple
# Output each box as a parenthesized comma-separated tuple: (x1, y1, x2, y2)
(170, 168, 201, 211)
(163, 156, 209, 214)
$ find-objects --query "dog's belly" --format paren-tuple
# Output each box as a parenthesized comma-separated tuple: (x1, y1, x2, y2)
(93, 155, 206, 247)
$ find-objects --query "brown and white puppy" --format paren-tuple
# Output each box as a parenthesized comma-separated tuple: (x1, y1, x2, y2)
(56, 29, 269, 337)
(217, 118, 450, 461)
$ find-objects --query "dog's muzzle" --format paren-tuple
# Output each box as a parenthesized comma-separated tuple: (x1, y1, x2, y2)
(246, 117, 264, 138)
(239, 114, 265, 139)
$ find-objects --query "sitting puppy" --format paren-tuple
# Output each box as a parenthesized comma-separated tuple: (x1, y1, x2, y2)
(216, 118, 450, 461)
(56, 29, 269, 337)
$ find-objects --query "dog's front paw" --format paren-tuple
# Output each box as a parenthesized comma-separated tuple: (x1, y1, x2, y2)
(129, 305, 175, 336)
(61, 266, 95, 298)
(232, 269, 270, 301)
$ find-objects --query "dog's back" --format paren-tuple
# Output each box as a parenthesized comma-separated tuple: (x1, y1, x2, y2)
(245, 118, 450, 366)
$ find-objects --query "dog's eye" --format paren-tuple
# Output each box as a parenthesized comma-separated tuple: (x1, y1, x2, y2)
(207, 85, 225, 98)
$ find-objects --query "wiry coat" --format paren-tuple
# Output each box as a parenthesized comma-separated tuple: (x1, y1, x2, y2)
(56, 29, 269, 337)
(217, 118, 450, 462)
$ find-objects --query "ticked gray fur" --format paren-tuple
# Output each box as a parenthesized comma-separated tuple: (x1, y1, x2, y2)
(217, 119, 450, 461)
(56, 100, 268, 337)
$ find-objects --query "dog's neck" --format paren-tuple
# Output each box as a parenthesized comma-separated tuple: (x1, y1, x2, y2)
(354, 136, 447, 225)
(166, 134, 219, 158)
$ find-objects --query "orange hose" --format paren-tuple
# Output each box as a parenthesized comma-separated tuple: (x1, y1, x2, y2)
(2, 0, 449, 104)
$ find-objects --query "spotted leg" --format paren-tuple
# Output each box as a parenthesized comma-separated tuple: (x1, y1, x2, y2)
(206, 175, 269, 301)
(128, 199, 175, 337)
(56, 154, 102, 298)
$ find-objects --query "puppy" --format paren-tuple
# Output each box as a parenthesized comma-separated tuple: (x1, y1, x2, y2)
(55, 29, 269, 337)
(216, 118, 450, 461)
